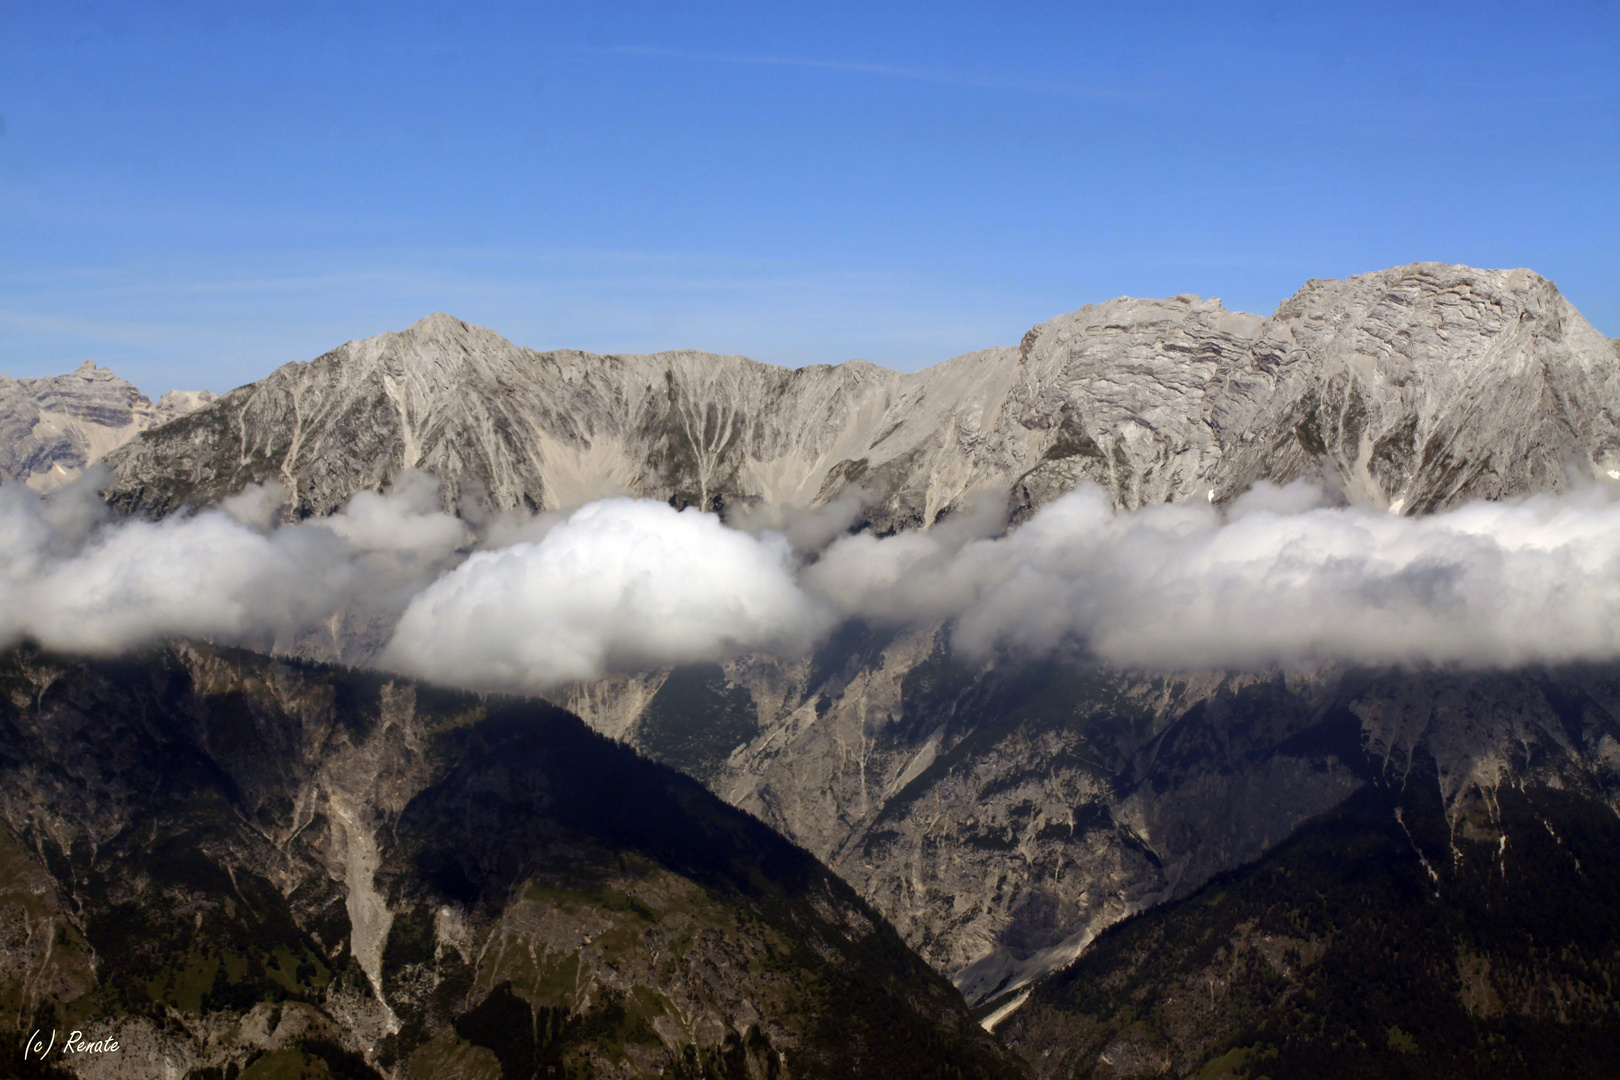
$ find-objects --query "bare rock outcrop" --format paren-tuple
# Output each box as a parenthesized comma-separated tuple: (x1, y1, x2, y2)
(1209, 265, 1620, 512)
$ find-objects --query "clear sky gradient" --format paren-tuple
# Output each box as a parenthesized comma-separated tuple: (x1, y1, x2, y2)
(2, 1, 1617, 395)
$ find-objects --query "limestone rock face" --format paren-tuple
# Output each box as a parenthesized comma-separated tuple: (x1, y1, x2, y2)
(99, 264, 1619, 524)
(103, 313, 1001, 527)
(0, 361, 214, 492)
(97, 303, 1256, 524)
(1002, 295, 1264, 516)
(53, 261, 1620, 1015)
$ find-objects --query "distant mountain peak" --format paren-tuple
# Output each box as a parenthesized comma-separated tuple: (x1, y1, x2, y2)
(0, 363, 213, 492)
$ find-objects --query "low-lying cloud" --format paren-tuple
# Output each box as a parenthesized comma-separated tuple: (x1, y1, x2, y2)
(808, 481, 1620, 670)
(0, 468, 468, 654)
(5, 471, 1620, 691)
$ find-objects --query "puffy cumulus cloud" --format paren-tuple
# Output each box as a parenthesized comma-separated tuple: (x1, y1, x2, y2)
(16, 511, 349, 653)
(0, 470, 468, 655)
(807, 481, 1620, 670)
(380, 498, 828, 691)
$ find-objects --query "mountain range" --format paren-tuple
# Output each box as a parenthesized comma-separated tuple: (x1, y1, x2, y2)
(87, 263, 1620, 527)
(5, 261, 1620, 1078)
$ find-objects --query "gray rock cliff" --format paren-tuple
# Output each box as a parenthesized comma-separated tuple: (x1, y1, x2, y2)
(573, 639, 1620, 1010)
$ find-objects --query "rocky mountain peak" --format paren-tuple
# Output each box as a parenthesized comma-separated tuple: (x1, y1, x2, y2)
(13, 262, 1620, 1053)
(0, 362, 213, 492)
(1211, 261, 1620, 511)
(404, 310, 471, 335)
(317, 310, 518, 379)
(382, 310, 517, 364)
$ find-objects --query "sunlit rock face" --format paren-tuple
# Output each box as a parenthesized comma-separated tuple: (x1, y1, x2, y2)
(1208, 265, 1620, 513)
(575, 645, 1620, 1010)
(98, 263, 1620, 527)
(0, 361, 213, 492)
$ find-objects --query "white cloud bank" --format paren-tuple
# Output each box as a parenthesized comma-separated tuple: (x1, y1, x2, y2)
(6, 473, 1620, 691)
(0, 469, 468, 654)
(807, 481, 1620, 670)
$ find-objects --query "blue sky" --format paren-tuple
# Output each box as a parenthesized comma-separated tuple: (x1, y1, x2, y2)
(2, 1, 1616, 395)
